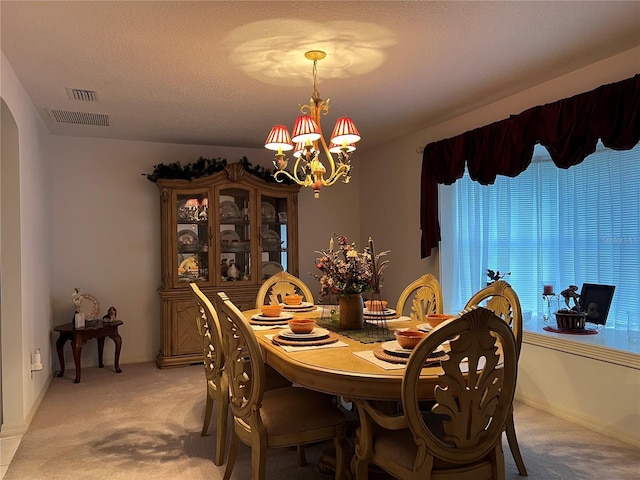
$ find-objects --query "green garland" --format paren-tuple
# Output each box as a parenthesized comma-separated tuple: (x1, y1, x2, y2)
(143, 156, 293, 184)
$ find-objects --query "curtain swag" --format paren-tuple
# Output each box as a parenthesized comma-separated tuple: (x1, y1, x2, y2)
(420, 74, 640, 258)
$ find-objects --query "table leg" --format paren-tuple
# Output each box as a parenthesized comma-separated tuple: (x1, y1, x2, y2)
(72, 337, 84, 383)
(97, 337, 105, 368)
(110, 333, 123, 373)
(55, 333, 69, 377)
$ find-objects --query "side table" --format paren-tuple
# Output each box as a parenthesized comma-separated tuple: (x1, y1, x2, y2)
(54, 319, 123, 383)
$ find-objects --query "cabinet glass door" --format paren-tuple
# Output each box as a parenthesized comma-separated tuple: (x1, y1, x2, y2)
(176, 191, 209, 284)
(218, 187, 252, 283)
(260, 193, 289, 279)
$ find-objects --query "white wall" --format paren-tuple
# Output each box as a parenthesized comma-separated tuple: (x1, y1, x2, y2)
(1, 53, 53, 436)
(47, 137, 359, 366)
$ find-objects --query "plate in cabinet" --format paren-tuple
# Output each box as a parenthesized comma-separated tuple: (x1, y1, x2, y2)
(261, 202, 276, 221)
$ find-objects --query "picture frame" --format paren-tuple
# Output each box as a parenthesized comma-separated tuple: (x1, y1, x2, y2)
(579, 283, 615, 325)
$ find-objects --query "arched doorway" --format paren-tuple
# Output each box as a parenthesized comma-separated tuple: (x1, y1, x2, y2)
(1, 97, 24, 440)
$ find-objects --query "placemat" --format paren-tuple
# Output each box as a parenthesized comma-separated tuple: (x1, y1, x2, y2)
(265, 334, 348, 352)
(372, 346, 448, 365)
(352, 350, 406, 370)
(543, 326, 598, 335)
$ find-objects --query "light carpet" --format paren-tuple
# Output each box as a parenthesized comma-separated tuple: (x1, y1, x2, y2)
(5, 362, 640, 479)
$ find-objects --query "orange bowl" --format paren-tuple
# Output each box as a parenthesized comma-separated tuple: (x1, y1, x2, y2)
(283, 294, 303, 305)
(288, 318, 316, 334)
(364, 300, 388, 312)
(426, 314, 454, 328)
(261, 304, 283, 317)
(395, 328, 427, 349)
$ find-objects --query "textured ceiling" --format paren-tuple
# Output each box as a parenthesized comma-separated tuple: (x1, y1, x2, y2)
(1, 1, 639, 150)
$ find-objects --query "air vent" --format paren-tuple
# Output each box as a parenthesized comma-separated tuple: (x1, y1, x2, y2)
(48, 109, 109, 127)
(66, 88, 98, 102)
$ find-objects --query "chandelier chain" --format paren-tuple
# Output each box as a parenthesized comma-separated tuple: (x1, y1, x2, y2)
(311, 59, 320, 101)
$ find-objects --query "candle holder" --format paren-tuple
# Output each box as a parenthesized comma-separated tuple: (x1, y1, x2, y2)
(365, 291, 391, 338)
(542, 292, 559, 324)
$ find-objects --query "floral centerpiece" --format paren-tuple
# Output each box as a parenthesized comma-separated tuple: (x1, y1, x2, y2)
(314, 236, 389, 329)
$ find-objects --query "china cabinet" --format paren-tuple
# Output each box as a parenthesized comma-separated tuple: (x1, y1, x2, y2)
(156, 162, 300, 367)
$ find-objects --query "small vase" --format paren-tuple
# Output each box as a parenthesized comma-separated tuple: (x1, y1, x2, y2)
(339, 293, 364, 330)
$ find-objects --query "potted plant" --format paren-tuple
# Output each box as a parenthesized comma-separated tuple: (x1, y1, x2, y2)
(556, 285, 587, 330)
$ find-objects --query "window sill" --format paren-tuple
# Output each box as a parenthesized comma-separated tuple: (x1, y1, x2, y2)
(523, 318, 640, 370)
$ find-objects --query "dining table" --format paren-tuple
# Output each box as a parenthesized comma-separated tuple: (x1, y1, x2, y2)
(243, 306, 442, 401)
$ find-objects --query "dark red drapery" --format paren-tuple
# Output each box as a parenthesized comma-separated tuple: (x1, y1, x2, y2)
(420, 74, 640, 258)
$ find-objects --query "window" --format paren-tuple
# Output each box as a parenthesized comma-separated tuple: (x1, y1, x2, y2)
(440, 143, 640, 327)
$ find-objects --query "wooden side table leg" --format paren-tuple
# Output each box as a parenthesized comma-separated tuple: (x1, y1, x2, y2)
(72, 337, 84, 383)
(97, 337, 105, 368)
(110, 333, 123, 373)
(55, 334, 68, 377)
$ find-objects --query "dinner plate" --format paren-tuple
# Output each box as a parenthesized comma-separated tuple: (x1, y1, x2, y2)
(416, 323, 433, 332)
(261, 202, 277, 221)
(363, 308, 397, 316)
(220, 201, 241, 220)
(251, 312, 294, 321)
(381, 340, 414, 357)
(280, 301, 314, 309)
(278, 328, 330, 340)
(381, 341, 446, 358)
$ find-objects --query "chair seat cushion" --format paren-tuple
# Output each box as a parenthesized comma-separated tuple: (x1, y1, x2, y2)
(372, 412, 493, 476)
(260, 387, 344, 437)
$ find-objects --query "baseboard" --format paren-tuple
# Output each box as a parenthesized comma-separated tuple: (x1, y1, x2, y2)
(515, 391, 640, 448)
(24, 372, 52, 428)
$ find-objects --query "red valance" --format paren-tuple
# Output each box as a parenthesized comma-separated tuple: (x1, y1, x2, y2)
(420, 74, 640, 258)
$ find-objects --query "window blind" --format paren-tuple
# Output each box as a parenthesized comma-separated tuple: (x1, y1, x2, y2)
(442, 144, 639, 326)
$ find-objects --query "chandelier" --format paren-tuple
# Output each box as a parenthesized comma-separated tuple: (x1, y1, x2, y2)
(264, 50, 361, 198)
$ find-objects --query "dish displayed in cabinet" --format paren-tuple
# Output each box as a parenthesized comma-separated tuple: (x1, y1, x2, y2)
(262, 261, 284, 278)
(220, 201, 241, 220)
(220, 229, 241, 246)
(178, 230, 199, 252)
(261, 202, 277, 221)
(261, 229, 282, 250)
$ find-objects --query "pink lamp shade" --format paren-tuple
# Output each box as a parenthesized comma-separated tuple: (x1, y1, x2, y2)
(265, 125, 294, 152)
(291, 115, 321, 144)
(330, 117, 361, 145)
(329, 142, 356, 154)
(185, 198, 200, 207)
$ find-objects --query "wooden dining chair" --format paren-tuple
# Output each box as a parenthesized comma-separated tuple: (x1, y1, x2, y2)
(190, 282, 229, 466)
(464, 280, 527, 476)
(352, 306, 518, 480)
(216, 291, 347, 480)
(255, 271, 314, 308)
(395, 273, 444, 322)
